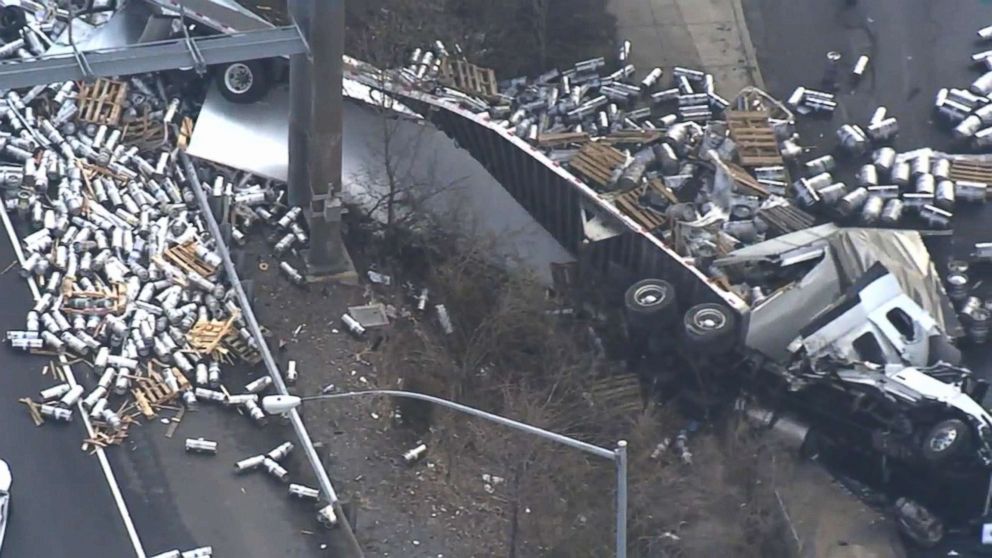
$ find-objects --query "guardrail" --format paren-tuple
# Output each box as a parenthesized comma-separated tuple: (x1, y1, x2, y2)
(180, 151, 363, 556)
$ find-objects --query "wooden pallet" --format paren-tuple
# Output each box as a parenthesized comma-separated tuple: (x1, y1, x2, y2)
(188, 316, 237, 356)
(76, 78, 128, 126)
(726, 110, 783, 167)
(569, 142, 627, 188)
(440, 58, 498, 98)
(950, 160, 992, 184)
(613, 185, 666, 231)
(164, 241, 218, 278)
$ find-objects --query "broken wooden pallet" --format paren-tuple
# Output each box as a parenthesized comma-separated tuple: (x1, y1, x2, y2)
(188, 316, 237, 356)
(164, 241, 218, 278)
(84, 426, 129, 451)
(613, 186, 666, 231)
(757, 204, 816, 235)
(122, 107, 168, 150)
(440, 58, 498, 98)
(76, 78, 128, 126)
(950, 160, 992, 184)
(224, 331, 262, 365)
(63, 284, 127, 315)
(569, 142, 626, 188)
(726, 110, 783, 167)
(131, 374, 178, 419)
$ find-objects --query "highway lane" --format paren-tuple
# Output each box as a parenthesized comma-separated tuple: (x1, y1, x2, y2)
(0, 224, 136, 558)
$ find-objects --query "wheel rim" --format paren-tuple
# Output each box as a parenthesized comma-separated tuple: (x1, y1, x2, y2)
(692, 308, 727, 331)
(929, 427, 958, 453)
(634, 284, 667, 307)
(224, 63, 254, 95)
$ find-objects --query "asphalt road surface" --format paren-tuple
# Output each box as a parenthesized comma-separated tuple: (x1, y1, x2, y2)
(0, 217, 333, 557)
(0, 226, 136, 558)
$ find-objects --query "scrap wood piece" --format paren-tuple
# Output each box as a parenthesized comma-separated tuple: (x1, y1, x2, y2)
(177, 116, 194, 150)
(647, 177, 679, 205)
(19, 397, 43, 426)
(84, 428, 128, 452)
(76, 78, 128, 126)
(569, 142, 627, 188)
(163, 241, 217, 277)
(725, 163, 769, 198)
(536, 131, 591, 148)
(165, 406, 186, 439)
(726, 110, 783, 167)
(601, 130, 662, 145)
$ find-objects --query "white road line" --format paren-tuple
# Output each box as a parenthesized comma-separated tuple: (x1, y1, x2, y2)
(0, 205, 147, 558)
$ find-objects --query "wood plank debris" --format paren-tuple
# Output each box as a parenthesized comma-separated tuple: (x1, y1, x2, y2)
(950, 160, 992, 184)
(613, 185, 666, 231)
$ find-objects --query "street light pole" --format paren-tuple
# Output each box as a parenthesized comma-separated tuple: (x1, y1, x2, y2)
(263, 391, 628, 557)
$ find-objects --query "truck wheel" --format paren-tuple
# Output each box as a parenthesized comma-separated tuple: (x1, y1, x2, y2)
(217, 60, 270, 103)
(921, 419, 970, 462)
(624, 279, 677, 328)
(683, 303, 736, 353)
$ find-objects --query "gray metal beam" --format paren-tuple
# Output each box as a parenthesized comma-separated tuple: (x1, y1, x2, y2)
(0, 26, 304, 90)
(140, 0, 272, 33)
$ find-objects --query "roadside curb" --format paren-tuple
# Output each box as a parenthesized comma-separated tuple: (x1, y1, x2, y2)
(729, 0, 767, 90)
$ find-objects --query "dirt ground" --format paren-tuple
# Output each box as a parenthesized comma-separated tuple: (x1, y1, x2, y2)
(249, 238, 507, 557)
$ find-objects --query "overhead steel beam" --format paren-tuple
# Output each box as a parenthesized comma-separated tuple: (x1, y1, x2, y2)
(0, 25, 305, 90)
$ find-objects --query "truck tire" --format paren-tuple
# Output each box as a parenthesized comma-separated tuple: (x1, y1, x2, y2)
(624, 279, 677, 328)
(682, 303, 736, 353)
(921, 419, 970, 462)
(216, 60, 270, 103)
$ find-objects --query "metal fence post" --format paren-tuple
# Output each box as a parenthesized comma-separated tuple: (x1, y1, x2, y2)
(616, 440, 628, 558)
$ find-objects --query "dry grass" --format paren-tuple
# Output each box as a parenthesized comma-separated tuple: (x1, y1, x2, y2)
(365, 230, 792, 557)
